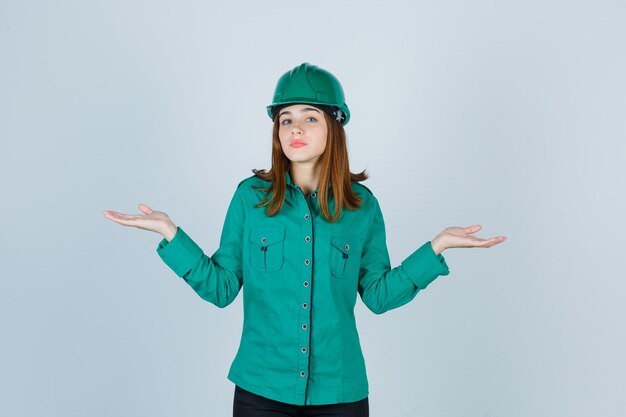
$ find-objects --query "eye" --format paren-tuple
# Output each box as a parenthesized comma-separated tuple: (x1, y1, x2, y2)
(280, 116, 317, 125)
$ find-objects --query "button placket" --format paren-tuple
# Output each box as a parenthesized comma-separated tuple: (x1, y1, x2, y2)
(297, 189, 314, 394)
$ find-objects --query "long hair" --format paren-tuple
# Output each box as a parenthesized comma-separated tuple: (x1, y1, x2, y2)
(251, 110, 369, 223)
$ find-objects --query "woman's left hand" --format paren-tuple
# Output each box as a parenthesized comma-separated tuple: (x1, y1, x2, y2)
(430, 225, 506, 255)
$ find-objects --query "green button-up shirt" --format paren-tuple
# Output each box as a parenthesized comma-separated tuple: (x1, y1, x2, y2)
(156, 170, 450, 406)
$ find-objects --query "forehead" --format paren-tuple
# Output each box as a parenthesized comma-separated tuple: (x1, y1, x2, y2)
(278, 104, 321, 117)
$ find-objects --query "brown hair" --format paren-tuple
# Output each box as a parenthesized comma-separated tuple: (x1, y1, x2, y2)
(251, 109, 369, 223)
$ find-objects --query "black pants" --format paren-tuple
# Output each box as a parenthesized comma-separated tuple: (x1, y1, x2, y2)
(233, 385, 369, 417)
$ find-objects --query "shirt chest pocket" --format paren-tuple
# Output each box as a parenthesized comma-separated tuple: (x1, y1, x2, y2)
(249, 227, 286, 272)
(329, 235, 362, 280)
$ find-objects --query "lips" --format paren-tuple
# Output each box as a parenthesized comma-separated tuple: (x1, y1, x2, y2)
(290, 140, 307, 148)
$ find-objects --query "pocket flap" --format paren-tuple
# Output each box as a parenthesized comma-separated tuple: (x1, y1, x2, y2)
(249, 228, 286, 246)
(330, 235, 361, 255)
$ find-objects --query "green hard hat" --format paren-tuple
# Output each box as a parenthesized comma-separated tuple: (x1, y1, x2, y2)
(266, 62, 351, 126)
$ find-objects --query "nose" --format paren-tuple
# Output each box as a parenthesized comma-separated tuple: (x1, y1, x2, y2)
(291, 121, 303, 134)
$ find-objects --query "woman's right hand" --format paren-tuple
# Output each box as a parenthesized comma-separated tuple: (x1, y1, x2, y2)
(103, 203, 178, 241)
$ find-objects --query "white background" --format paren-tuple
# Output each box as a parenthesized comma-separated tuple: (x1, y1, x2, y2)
(1, 1, 625, 416)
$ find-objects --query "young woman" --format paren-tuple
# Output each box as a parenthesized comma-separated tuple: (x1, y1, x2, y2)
(103, 62, 507, 417)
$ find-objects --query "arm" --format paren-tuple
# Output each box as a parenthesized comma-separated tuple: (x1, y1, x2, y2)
(155, 188, 245, 308)
(357, 196, 450, 315)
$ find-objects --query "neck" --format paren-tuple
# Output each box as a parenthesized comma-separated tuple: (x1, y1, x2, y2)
(289, 162, 321, 195)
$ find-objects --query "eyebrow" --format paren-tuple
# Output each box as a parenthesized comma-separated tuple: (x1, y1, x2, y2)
(278, 107, 320, 118)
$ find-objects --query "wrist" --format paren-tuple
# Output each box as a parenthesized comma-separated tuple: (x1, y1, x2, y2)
(162, 223, 178, 242)
(430, 237, 445, 256)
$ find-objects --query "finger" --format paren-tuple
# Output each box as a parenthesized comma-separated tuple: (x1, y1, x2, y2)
(490, 236, 507, 246)
(477, 236, 507, 248)
(473, 237, 499, 247)
(139, 203, 153, 215)
(465, 224, 482, 234)
(104, 211, 144, 221)
(104, 214, 143, 227)
(480, 238, 498, 248)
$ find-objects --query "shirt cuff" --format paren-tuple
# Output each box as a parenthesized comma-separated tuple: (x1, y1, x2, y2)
(400, 241, 450, 289)
(156, 227, 204, 277)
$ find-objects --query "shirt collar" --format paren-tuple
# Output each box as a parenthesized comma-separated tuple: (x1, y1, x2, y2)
(285, 169, 295, 187)
(285, 169, 332, 192)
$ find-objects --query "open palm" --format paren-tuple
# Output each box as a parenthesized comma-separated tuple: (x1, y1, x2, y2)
(103, 203, 174, 236)
(437, 224, 507, 250)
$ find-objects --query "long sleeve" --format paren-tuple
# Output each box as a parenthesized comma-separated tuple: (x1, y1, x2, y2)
(357, 196, 450, 315)
(156, 188, 245, 308)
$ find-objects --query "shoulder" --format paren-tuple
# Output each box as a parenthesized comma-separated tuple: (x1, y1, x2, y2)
(236, 174, 256, 189)
(236, 173, 269, 191)
(352, 181, 375, 202)
(351, 181, 378, 213)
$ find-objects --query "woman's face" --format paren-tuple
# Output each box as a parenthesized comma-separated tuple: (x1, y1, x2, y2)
(277, 104, 328, 166)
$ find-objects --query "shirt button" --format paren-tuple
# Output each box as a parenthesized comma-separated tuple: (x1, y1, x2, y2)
(304, 259, 310, 265)
(302, 324, 308, 330)
(261, 237, 267, 243)
(300, 371, 306, 377)
(303, 281, 309, 287)
(301, 347, 307, 353)
(311, 192, 317, 198)
(304, 236, 311, 242)
(344, 244, 350, 250)
(304, 213, 310, 220)
(302, 303, 308, 309)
